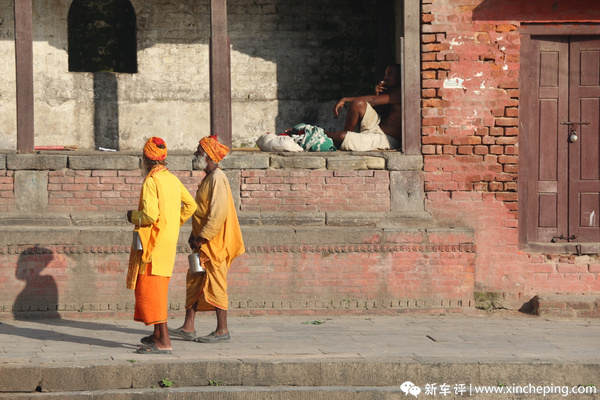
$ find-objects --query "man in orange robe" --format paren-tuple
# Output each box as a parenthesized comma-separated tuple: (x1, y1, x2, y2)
(126, 137, 197, 354)
(169, 135, 245, 343)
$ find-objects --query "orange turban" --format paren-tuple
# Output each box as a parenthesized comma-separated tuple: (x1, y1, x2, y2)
(143, 137, 167, 161)
(199, 134, 230, 163)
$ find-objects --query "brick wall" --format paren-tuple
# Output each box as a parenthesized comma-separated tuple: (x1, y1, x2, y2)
(47, 169, 203, 213)
(1, 151, 457, 317)
(420, 0, 600, 305)
(0, 170, 14, 213)
(0, 234, 476, 318)
(240, 170, 390, 213)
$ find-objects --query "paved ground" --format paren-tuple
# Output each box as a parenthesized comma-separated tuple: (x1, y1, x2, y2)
(1, 311, 599, 364)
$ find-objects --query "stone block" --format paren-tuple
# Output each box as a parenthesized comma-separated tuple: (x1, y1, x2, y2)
(7, 154, 67, 170)
(68, 155, 139, 170)
(364, 156, 385, 169)
(325, 212, 383, 226)
(0, 153, 6, 169)
(294, 227, 383, 245)
(131, 361, 244, 388)
(242, 361, 324, 386)
(219, 153, 270, 169)
(70, 212, 128, 226)
(0, 366, 42, 392)
(260, 212, 326, 226)
(41, 363, 132, 392)
(385, 154, 424, 171)
(0, 213, 71, 226)
(326, 157, 368, 170)
(390, 171, 424, 212)
(238, 212, 262, 226)
(270, 156, 326, 169)
(224, 170, 241, 210)
(0, 227, 76, 246)
(166, 155, 193, 171)
(14, 170, 48, 212)
(241, 227, 298, 247)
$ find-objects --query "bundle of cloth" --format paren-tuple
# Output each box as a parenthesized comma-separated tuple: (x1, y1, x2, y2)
(255, 123, 337, 152)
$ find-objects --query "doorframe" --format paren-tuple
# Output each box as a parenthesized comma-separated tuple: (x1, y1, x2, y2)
(518, 23, 600, 253)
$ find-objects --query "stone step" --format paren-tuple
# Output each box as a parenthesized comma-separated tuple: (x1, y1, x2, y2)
(1, 360, 598, 395)
(4, 385, 588, 400)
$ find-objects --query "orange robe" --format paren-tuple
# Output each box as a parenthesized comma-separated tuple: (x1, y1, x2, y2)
(186, 168, 245, 311)
(127, 167, 196, 325)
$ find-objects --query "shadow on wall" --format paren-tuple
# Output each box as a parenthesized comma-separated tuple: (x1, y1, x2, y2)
(472, 0, 600, 21)
(94, 72, 119, 150)
(13, 248, 60, 320)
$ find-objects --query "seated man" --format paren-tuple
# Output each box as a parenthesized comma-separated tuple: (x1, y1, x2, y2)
(326, 64, 402, 151)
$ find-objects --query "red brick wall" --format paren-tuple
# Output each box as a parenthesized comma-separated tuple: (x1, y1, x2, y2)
(47, 170, 203, 213)
(421, 0, 600, 301)
(0, 236, 476, 318)
(240, 170, 390, 213)
(0, 170, 14, 212)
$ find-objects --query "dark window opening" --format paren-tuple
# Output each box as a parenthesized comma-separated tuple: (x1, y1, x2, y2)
(68, 0, 137, 73)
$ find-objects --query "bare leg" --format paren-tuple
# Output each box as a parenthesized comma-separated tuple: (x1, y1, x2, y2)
(153, 322, 172, 350)
(343, 99, 368, 131)
(325, 131, 347, 148)
(327, 99, 368, 148)
(181, 300, 198, 332)
(215, 307, 228, 336)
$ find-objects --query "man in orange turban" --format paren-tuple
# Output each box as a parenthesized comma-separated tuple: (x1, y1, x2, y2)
(126, 137, 197, 354)
(169, 135, 244, 343)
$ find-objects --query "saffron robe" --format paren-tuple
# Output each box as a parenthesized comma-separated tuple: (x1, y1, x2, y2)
(186, 168, 245, 311)
(127, 167, 197, 283)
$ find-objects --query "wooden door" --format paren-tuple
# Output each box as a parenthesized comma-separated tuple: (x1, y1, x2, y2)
(568, 37, 600, 242)
(526, 36, 600, 244)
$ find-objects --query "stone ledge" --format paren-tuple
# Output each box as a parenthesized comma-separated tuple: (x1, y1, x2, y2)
(0, 224, 475, 252)
(7, 154, 67, 170)
(0, 211, 437, 229)
(220, 153, 271, 169)
(69, 155, 139, 170)
(0, 151, 423, 172)
(270, 156, 326, 169)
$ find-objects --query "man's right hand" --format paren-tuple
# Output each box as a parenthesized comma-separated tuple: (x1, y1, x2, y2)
(189, 235, 208, 252)
(375, 81, 387, 95)
(333, 99, 346, 117)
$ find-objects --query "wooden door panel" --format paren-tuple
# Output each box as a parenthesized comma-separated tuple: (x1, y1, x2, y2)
(580, 98, 600, 181)
(580, 193, 599, 228)
(530, 37, 569, 242)
(539, 99, 560, 181)
(539, 193, 557, 227)
(569, 37, 600, 242)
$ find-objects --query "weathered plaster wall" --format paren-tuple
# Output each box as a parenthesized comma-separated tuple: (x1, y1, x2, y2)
(421, 0, 600, 307)
(0, 0, 378, 150)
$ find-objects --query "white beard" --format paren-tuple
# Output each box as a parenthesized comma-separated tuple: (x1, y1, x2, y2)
(193, 154, 209, 171)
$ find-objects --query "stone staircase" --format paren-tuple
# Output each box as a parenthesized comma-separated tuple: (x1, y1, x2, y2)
(2, 359, 599, 399)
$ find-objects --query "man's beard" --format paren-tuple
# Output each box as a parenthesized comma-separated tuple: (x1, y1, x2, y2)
(193, 154, 209, 171)
(141, 164, 151, 177)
